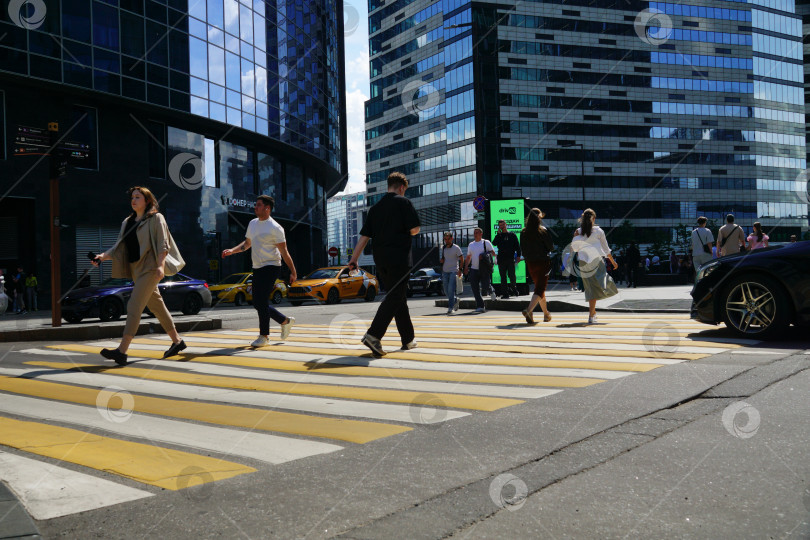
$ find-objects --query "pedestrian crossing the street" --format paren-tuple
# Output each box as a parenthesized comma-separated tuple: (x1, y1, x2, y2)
(1, 313, 756, 519)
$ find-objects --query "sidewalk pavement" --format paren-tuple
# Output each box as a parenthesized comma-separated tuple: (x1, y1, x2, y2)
(0, 310, 220, 343)
(0, 482, 40, 539)
(436, 282, 694, 313)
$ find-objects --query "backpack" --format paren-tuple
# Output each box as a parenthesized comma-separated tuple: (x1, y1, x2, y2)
(479, 240, 494, 273)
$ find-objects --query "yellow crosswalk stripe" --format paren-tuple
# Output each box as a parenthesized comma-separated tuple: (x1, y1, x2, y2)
(23, 361, 522, 412)
(0, 375, 410, 444)
(47, 343, 606, 387)
(286, 327, 738, 349)
(183, 333, 705, 361)
(0, 416, 255, 490)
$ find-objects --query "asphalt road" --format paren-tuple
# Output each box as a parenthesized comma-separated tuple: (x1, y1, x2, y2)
(0, 297, 808, 539)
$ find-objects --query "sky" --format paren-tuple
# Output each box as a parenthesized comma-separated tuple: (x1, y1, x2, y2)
(338, 2, 371, 196)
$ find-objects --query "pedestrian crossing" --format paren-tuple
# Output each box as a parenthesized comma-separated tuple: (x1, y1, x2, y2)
(1, 313, 754, 519)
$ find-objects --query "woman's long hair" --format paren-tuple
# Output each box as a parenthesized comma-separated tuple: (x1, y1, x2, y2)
(127, 186, 159, 221)
(526, 207, 545, 232)
(753, 221, 763, 242)
(579, 208, 596, 237)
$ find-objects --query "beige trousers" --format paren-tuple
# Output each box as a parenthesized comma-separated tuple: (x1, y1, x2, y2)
(123, 253, 176, 337)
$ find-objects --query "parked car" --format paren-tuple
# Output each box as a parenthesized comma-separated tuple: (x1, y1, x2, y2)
(209, 272, 286, 305)
(287, 266, 378, 306)
(406, 268, 443, 297)
(61, 273, 212, 324)
(691, 241, 810, 339)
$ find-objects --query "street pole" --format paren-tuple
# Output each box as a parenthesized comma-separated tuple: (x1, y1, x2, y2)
(47, 122, 63, 327)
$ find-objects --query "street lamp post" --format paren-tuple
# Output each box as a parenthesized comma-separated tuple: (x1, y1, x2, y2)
(559, 142, 585, 204)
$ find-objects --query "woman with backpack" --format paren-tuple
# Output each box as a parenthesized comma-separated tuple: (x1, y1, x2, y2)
(520, 208, 554, 324)
(571, 208, 618, 324)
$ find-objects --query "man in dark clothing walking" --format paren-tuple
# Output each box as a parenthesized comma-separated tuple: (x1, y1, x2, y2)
(492, 220, 521, 298)
(625, 242, 641, 288)
(348, 172, 421, 357)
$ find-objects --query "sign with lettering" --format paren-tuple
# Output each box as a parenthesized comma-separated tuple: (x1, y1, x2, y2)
(489, 199, 526, 285)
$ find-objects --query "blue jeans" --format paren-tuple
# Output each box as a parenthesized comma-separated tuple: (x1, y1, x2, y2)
(441, 272, 457, 310)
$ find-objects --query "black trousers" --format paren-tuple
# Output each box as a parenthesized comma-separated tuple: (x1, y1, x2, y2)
(253, 265, 287, 335)
(627, 265, 640, 287)
(498, 261, 517, 295)
(368, 263, 414, 346)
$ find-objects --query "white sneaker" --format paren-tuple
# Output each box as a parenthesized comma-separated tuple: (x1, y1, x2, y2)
(490, 291, 497, 302)
(475, 307, 486, 313)
(401, 341, 417, 350)
(280, 317, 295, 340)
(588, 315, 598, 324)
(251, 335, 269, 347)
(453, 298, 460, 311)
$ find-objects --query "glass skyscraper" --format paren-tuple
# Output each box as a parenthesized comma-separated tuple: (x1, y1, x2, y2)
(0, 0, 348, 293)
(365, 0, 808, 252)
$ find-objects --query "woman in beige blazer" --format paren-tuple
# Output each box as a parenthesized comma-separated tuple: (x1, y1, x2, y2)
(92, 187, 186, 364)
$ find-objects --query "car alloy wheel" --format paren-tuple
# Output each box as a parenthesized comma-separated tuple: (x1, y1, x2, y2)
(723, 276, 788, 338)
(99, 299, 123, 322)
(271, 290, 283, 304)
(234, 292, 246, 306)
(326, 288, 340, 305)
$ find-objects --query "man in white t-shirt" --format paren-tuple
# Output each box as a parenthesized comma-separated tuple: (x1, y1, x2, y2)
(440, 232, 463, 314)
(464, 227, 497, 312)
(691, 216, 715, 271)
(222, 195, 297, 347)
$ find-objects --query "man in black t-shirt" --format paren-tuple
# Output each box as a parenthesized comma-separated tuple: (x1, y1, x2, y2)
(492, 220, 521, 298)
(348, 172, 421, 357)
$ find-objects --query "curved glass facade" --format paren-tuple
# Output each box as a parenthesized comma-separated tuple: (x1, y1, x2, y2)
(0, 0, 347, 292)
(365, 0, 808, 244)
(0, 0, 344, 172)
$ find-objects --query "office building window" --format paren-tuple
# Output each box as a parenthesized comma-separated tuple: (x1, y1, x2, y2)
(71, 106, 98, 170)
(147, 121, 165, 179)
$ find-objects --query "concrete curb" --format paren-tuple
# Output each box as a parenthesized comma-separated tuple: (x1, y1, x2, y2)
(0, 317, 221, 343)
(434, 299, 689, 314)
(0, 482, 41, 539)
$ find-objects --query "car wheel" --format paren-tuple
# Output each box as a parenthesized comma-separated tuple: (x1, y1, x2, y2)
(722, 275, 790, 339)
(326, 288, 340, 305)
(99, 298, 123, 322)
(63, 313, 83, 324)
(290, 301, 303, 306)
(182, 293, 203, 315)
(271, 290, 283, 304)
(234, 292, 246, 306)
(364, 286, 377, 302)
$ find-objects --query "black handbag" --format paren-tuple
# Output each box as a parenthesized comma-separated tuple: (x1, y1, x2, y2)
(479, 241, 494, 273)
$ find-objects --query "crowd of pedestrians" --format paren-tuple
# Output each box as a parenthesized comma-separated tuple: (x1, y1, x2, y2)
(0, 266, 37, 315)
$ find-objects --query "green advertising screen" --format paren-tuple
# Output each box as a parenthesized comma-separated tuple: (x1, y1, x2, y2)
(489, 199, 526, 284)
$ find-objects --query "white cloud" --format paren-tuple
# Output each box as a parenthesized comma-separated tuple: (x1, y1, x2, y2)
(337, 0, 370, 196)
(340, 88, 369, 196)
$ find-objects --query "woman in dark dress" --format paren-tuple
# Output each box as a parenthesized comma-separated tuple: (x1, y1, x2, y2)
(519, 208, 554, 324)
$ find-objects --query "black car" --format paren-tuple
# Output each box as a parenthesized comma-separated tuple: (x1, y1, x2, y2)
(691, 241, 810, 339)
(407, 268, 444, 297)
(61, 273, 213, 324)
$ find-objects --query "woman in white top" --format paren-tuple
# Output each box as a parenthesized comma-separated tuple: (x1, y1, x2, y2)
(571, 208, 618, 324)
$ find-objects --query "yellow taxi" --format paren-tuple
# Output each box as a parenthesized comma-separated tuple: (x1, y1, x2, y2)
(209, 272, 287, 306)
(287, 266, 378, 306)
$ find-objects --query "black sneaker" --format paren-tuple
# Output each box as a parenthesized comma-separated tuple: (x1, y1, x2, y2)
(101, 348, 128, 366)
(361, 333, 386, 357)
(162, 340, 187, 359)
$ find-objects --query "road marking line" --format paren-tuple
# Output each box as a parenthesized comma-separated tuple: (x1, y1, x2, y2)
(22, 360, 496, 415)
(126, 358, 560, 399)
(182, 333, 704, 361)
(285, 327, 744, 349)
(46, 344, 605, 388)
(0, 393, 343, 464)
(0, 450, 152, 520)
(0, 416, 255, 490)
(0, 374, 411, 444)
